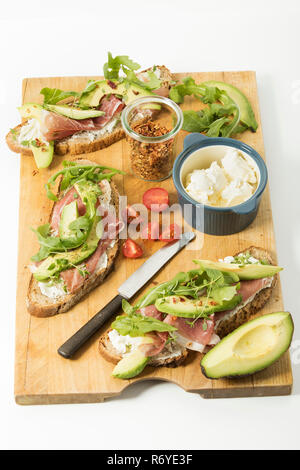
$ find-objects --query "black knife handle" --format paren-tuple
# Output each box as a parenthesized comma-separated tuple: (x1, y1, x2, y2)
(57, 294, 125, 359)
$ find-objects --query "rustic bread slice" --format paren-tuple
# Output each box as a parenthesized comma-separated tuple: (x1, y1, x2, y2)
(6, 66, 173, 157)
(99, 331, 188, 368)
(6, 123, 34, 156)
(215, 246, 278, 338)
(26, 163, 121, 317)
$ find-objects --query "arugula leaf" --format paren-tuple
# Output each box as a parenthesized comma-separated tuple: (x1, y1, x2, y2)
(30, 224, 67, 262)
(122, 299, 137, 316)
(46, 162, 124, 201)
(123, 69, 161, 91)
(41, 87, 79, 105)
(169, 76, 206, 103)
(103, 52, 140, 80)
(111, 313, 177, 338)
(182, 99, 239, 137)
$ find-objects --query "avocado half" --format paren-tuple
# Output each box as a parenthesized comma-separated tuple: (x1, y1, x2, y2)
(201, 312, 294, 379)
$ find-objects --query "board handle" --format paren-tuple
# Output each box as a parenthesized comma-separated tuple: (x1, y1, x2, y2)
(57, 294, 125, 359)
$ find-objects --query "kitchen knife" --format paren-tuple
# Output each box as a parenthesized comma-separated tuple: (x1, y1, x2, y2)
(58, 232, 195, 359)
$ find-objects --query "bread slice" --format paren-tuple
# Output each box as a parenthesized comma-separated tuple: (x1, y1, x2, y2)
(6, 66, 173, 157)
(215, 246, 278, 338)
(99, 331, 188, 368)
(99, 246, 278, 372)
(26, 162, 121, 317)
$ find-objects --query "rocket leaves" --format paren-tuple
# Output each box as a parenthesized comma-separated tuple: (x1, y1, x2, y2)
(112, 312, 177, 338)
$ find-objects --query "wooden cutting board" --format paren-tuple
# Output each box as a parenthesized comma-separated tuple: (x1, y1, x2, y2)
(14, 71, 293, 405)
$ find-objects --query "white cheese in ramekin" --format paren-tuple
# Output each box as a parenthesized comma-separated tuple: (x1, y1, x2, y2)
(185, 148, 258, 207)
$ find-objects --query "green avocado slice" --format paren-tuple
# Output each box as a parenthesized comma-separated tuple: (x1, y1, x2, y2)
(34, 216, 102, 282)
(202, 80, 258, 131)
(79, 79, 158, 108)
(194, 259, 282, 281)
(59, 200, 79, 243)
(112, 349, 149, 380)
(30, 141, 54, 169)
(201, 312, 294, 379)
(155, 294, 242, 318)
(45, 104, 105, 120)
(18, 103, 54, 169)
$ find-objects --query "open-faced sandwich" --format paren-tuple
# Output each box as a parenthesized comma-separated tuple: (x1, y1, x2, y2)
(99, 246, 283, 379)
(27, 160, 124, 317)
(6, 53, 173, 168)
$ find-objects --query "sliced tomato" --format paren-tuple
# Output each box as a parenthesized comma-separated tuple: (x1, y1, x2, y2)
(121, 205, 143, 226)
(141, 221, 160, 240)
(159, 223, 181, 243)
(142, 188, 169, 213)
(122, 239, 143, 258)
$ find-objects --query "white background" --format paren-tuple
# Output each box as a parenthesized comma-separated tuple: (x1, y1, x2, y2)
(1, 0, 300, 451)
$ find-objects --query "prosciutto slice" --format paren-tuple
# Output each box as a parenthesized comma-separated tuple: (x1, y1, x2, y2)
(139, 332, 168, 357)
(50, 187, 86, 233)
(40, 95, 124, 142)
(164, 315, 215, 346)
(138, 304, 164, 322)
(41, 112, 97, 142)
(93, 95, 125, 128)
(238, 278, 271, 302)
(60, 236, 113, 293)
(214, 277, 272, 323)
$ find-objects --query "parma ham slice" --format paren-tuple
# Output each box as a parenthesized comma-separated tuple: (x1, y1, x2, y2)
(41, 111, 97, 142)
(139, 332, 168, 357)
(40, 95, 124, 142)
(164, 315, 215, 346)
(93, 95, 125, 128)
(50, 187, 86, 233)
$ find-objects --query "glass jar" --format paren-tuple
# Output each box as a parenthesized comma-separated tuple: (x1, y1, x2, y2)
(121, 95, 183, 182)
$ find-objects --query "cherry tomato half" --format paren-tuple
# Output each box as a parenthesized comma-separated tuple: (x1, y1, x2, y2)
(122, 239, 143, 258)
(142, 188, 169, 213)
(159, 223, 181, 243)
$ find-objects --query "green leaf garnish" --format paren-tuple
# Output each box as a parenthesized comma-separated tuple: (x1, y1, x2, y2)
(41, 87, 79, 105)
(112, 313, 177, 338)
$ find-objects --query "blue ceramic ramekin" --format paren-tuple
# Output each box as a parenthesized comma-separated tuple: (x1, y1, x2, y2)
(173, 133, 268, 235)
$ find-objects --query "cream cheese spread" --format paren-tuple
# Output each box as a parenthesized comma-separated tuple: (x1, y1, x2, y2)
(18, 118, 48, 146)
(67, 117, 119, 142)
(108, 330, 144, 355)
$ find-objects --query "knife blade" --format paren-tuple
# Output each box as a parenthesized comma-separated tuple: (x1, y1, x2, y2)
(58, 232, 195, 359)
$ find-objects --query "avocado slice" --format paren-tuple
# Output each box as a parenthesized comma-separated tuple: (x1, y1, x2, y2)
(59, 200, 79, 242)
(79, 79, 158, 109)
(45, 104, 104, 120)
(155, 294, 242, 318)
(202, 80, 258, 131)
(34, 216, 102, 282)
(195, 260, 282, 281)
(79, 80, 126, 108)
(201, 312, 294, 378)
(18, 104, 54, 168)
(112, 349, 149, 379)
(30, 140, 54, 169)
(19, 103, 44, 120)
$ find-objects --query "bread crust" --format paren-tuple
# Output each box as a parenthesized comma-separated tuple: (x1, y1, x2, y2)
(26, 164, 121, 317)
(215, 246, 277, 338)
